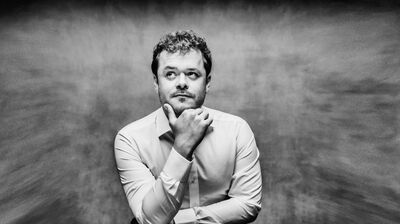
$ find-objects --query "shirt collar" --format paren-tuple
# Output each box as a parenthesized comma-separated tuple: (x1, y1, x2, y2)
(156, 106, 215, 137)
(156, 107, 172, 137)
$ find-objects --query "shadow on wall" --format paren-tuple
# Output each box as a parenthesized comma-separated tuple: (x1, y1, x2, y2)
(0, 1, 399, 223)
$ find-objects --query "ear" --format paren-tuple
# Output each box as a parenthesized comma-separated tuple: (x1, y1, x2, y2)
(153, 75, 159, 93)
(206, 74, 211, 92)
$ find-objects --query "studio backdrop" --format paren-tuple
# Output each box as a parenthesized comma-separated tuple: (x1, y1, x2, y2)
(0, 0, 399, 223)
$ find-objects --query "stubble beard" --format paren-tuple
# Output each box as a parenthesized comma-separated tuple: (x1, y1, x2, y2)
(159, 92, 206, 117)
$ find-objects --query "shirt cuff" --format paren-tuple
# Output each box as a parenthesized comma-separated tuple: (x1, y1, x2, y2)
(163, 148, 192, 182)
(174, 208, 197, 224)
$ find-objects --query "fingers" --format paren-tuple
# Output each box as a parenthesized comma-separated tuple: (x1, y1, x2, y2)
(197, 109, 213, 126)
(164, 104, 177, 124)
(205, 117, 213, 126)
(175, 107, 213, 127)
(181, 108, 203, 118)
(194, 108, 203, 115)
(197, 109, 209, 120)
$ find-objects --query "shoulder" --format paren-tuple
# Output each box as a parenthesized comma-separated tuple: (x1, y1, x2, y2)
(117, 109, 158, 138)
(205, 107, 254, 139)
(205, 107, 255, 150)
(206, 107, 249, 127)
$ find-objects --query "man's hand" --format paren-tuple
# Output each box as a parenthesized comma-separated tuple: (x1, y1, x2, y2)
(164, 104, 213, 160)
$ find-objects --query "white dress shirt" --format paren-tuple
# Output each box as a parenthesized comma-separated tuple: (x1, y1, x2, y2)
(114, 107, 262, 224)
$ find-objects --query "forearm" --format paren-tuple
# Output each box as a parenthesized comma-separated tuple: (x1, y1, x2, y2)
(139, 176, 185, 224)
(174, 197, 261, 224)
(131, 149, 192, 224)
(115, 131, 192, 224)
(175, 132, 262, 223)
(174, 133, 263, 223)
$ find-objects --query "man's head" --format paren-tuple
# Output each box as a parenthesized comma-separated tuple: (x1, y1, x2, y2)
(151, 30, 212, 116)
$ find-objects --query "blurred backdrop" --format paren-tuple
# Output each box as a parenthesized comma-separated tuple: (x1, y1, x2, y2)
(0, 0, 399, 223)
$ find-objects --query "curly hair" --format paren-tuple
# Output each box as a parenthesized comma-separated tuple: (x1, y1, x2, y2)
(151, 30, 212, 78)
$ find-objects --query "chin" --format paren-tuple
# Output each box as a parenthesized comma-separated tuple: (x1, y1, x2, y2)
(170, 102, 199, 115)
(172, 104, 194, 113)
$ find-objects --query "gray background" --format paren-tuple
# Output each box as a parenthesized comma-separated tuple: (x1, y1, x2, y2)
(1, 0, 399, 223)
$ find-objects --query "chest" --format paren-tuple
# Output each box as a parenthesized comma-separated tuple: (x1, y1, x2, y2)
(141, 130, 237, 185)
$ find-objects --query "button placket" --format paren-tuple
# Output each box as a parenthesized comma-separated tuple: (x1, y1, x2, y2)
(189, 157, 200, 208)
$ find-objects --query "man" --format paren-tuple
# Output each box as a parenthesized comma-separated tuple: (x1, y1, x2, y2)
(114, 30, 262, 224)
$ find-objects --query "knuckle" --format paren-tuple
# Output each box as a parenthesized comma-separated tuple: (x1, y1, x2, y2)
(183, 111, 192, 117)
(192, 111, 200, 117)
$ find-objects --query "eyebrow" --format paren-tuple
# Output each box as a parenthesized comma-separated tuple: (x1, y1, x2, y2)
(186, 68, 200, 72)
(163, 66, 201, 73)
(164, 66, 177, 70)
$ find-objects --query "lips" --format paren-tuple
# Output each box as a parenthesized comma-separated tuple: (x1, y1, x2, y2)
(173, 92, 193, 98)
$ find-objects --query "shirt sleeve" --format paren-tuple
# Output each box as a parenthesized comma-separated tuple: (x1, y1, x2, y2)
(114, 131, 193, 224)
(173, 120, 262, 224)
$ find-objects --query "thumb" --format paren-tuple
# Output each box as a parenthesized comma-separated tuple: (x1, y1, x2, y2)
(164, 104, 177, 124)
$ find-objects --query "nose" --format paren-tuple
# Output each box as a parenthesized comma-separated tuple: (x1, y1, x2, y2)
(176, 72, 188, 90)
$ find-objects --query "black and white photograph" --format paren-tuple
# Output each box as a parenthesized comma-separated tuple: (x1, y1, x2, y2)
(0, 0, 399, 223)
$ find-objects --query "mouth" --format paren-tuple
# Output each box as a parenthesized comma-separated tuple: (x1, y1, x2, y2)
(173, 93, 193, 98)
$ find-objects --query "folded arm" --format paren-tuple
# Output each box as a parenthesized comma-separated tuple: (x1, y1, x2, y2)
(114, 132, 192, 224)
(174, 121, 263, 224)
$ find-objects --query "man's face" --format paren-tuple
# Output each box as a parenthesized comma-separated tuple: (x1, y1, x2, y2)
(154, 49, 210, 117)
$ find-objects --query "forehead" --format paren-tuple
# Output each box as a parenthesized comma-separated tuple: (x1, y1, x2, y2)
(158, 49, 205, 72)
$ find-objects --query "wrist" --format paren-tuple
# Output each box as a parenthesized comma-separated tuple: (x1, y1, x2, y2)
(173, 142, 193, 160)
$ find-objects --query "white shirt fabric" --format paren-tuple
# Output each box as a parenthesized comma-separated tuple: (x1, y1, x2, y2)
(114, 107, 262, 224)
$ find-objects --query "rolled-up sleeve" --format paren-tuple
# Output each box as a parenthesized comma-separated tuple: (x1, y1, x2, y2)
(114, 131, 192, 224)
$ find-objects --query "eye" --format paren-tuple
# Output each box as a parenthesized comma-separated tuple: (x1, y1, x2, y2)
(187, 72, 199, 79)
(165, 71, 176, 79)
